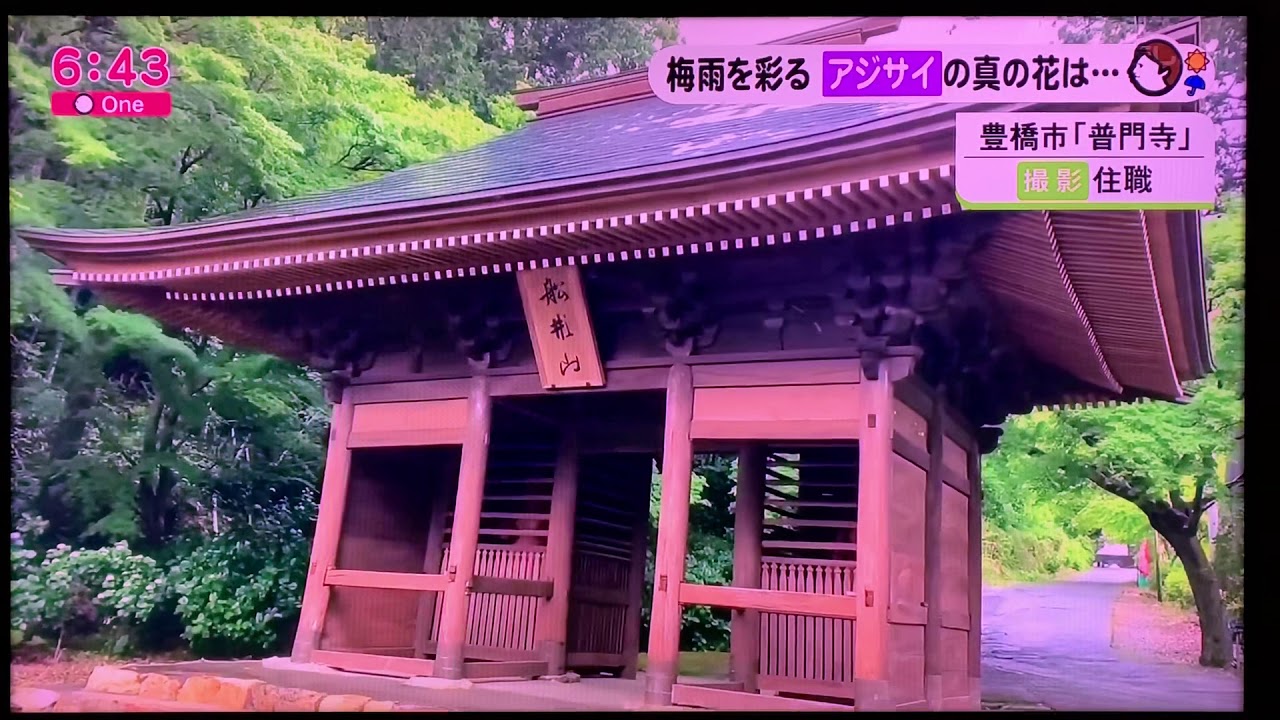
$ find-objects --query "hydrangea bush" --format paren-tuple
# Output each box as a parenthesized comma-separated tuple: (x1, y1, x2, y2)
(10, 536, 166, 647)
(166, 523, 309, 657)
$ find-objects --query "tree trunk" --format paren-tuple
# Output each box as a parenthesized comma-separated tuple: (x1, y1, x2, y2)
(1160, 527, 1231, 667)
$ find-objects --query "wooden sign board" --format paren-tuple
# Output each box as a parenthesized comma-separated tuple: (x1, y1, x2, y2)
(515, 266, 606, 390)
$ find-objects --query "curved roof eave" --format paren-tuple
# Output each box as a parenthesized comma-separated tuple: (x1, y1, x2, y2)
(17, 100, 1032, 258)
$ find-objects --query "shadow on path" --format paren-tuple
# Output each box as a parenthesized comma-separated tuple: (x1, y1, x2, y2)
(982, 567, 1242, 711)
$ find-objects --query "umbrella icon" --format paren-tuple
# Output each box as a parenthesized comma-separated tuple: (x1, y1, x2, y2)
(1184, 76, 1206, 97)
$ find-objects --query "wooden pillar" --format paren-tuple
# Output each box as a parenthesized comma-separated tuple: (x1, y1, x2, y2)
(644, 364, 695, 707)
(923, 393, 945, 709)
(535, 430, 580, 675)
(433, 376, 493, 680)
(291, 384, 356, 664)
(413, 475, 453, 658)
(730, 442, 766, 692)
(622, 457, 654, 679)
(967, 443, 984, 710)
(853, 361, 894, 709)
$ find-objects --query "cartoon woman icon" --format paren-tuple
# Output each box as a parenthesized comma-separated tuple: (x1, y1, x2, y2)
(1127, 39, 1183, 97)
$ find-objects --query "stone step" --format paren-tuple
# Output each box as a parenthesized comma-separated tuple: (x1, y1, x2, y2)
(34, 689, 226, 713)
(21, 665, 442, 713)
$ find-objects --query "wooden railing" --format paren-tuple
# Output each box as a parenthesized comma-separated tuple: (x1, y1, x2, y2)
(678, 582, 858, 619)
(759, 557, 858, 695)
(324, 569, 449, 592)
(436, 544, 546, 654)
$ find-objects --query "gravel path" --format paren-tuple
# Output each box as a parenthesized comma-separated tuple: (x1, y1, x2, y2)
(981, 567, 1242, 711)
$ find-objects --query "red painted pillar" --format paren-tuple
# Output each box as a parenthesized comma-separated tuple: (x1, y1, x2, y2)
(291, 384, 355, 664)
(967, 441, 984, 710)
(924, 392, 945, 709)
(644, 364, 695, 706)
(433, 376, 492, 680)
(853, 361, 894, 709)
(730, 442, 765, 692)
(535, 430, 580, 675)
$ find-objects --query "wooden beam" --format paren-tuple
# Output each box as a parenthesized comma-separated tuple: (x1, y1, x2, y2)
(312, 650, 434, 679)
(690, 384, 862, 441)
(622, 462, 653, 679)
(462, 660, 549, 680)
(757, 675, 858, 700)
(853, 358, 894, 710)
(923, 387, 946, 710)
(291, 392, 355, 664)
(967, 438, 984, 710)
(730, 442, 765, 693)
(470, 576, 554, 598)
(433, 376, 492, 680)
(691, 359, 862, 388)
(417, 642, 541, 662)
(535, 429, 578, 674)
(679, 583, 858, 620)
(644, 364, 695, 707)
(671, 683, 854, 711)
(324, 569, 449, 592)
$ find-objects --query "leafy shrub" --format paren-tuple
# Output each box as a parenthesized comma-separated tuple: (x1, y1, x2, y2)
(982, 523, 1093, 583)
(166, 522, 309, 657)
(640, 531, 735, 653)
(1161, 560, 1194, 608)
(680, 533, 733, 651)
(10, 538, 166, 650)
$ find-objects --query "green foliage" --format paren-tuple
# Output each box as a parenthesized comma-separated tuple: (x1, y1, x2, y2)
(166, 523, 309, 657)
(680, 534, 734, 652)
(10, 537, 166, 647)
(10, 16, 502, 230)
(645, 456, 737, 652)
(361, 17, 678, 120)
(1161, 561, 1194, 608)
(7, 15, 685, 660)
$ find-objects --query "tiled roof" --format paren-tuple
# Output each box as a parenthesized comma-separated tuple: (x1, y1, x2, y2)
(55, 98, 934, 236)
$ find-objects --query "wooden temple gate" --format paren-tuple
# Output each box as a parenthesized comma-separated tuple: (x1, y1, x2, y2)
(20, 17, 1212, 712)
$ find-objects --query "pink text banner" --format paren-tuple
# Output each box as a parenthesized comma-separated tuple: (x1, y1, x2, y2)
(649, 38, 1215, 106)
(954, 112, 1217, 210)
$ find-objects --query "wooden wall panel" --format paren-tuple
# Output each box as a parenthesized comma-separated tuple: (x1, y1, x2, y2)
(322, 448, 451, 654)
(889, 624, 926, 705)
(348, 399, 468, 448)
(691, 384, 861, 440)
(940, 627, 969, 700)
(889, 454, 927, 624)
(942, 436, 968, 487)
(940, 485, 970, 630)
(893, 400, 929, 457)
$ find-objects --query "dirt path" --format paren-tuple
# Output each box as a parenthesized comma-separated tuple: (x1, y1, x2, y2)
(981, 567, 1242, 711)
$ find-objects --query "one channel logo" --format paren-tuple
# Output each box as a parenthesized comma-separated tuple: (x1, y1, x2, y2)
(73, 93, 94, 115)
(50, 90, 172, 118)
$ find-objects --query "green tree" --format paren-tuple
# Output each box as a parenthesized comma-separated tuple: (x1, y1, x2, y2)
(987, 204, 1244, 666)
(360, 17, 679, 121)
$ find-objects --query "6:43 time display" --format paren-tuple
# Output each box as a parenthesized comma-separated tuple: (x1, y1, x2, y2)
(52, 46, 170, 89)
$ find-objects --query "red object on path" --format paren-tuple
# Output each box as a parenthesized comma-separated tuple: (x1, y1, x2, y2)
(1137, 540, 1152, 577)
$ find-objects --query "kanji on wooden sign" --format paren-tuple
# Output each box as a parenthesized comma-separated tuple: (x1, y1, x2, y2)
(516, 265, 605, 390)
